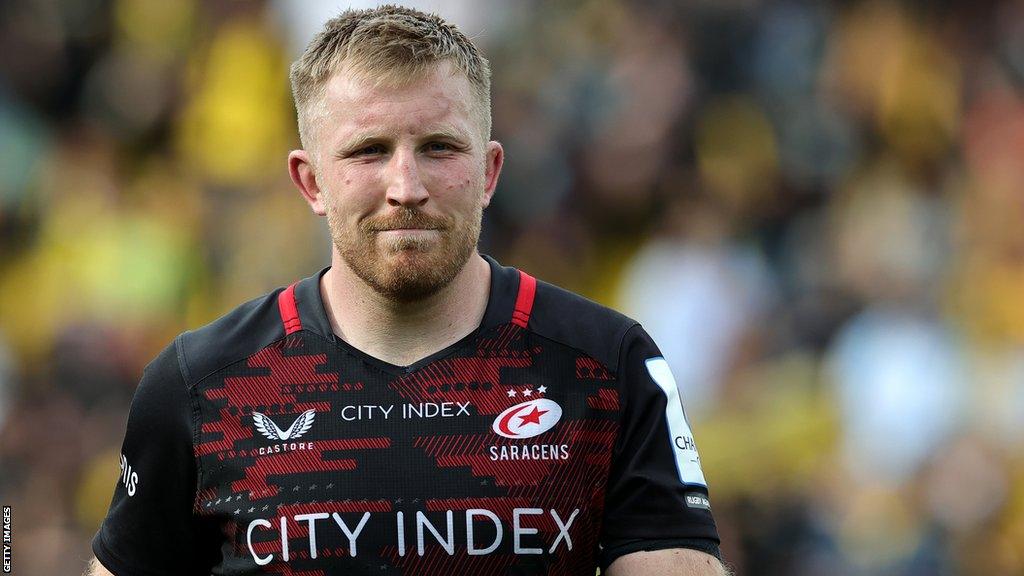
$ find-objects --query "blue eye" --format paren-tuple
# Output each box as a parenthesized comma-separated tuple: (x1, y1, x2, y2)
(426, 142, 451, 152)
(356, 144, 384, 156)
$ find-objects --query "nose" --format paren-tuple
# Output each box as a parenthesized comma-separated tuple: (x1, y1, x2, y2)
(384, 148, 429, 208)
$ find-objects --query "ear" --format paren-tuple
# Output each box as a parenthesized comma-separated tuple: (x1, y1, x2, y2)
(288, 149, 327, 216)
(481, 140, 504, 209)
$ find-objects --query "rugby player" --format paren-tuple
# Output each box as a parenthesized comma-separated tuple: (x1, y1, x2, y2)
(86, 6, 726, 575)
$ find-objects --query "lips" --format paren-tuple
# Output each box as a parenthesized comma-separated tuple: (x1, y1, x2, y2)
(362, 208, 450, 234)
(363, 221, 446, 234)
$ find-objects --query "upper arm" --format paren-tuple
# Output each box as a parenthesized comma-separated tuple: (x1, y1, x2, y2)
(90, 338, 219, 575)
(605, 548, 728, 576)
(599, 325, 722, 567)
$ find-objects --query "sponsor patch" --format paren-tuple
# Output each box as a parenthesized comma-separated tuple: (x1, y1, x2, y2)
(685, 492, 711, 511)
(119, 454, 139, 497)
(645, 357, 707, 487)
(253, 409, 316, 441)
(245, 507, 580, 563)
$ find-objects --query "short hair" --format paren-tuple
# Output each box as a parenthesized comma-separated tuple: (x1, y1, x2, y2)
(289, 5, 492, 153)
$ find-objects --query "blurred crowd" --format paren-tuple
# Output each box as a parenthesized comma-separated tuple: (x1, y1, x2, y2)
(1, 0, 1023, 574)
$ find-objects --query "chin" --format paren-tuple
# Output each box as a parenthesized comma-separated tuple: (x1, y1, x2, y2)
(342, 241, 475, 303)
(376, 261, 463, 303)
(335, 212, 482, 303)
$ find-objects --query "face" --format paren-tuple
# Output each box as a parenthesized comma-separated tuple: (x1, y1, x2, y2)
(290, 62, 503, 302)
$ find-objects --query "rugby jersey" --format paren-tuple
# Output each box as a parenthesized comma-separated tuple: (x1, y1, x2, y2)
(92, 255, 719, 575)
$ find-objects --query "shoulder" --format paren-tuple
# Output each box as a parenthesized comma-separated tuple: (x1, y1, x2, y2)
(175, 286, 288, 387)
(525, 274, 639, 374)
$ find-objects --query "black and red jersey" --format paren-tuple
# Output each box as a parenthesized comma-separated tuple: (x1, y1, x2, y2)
(92, 256, 719, 575)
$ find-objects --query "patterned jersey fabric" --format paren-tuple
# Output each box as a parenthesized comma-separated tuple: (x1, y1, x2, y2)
(92, 256, 719, 575)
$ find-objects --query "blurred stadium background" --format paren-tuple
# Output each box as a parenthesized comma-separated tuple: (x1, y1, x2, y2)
(1, 0, 1023, 574)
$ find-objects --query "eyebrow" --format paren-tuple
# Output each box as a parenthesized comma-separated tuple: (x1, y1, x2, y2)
(334, 129, 472, 157)
(423, 130, 471, 144)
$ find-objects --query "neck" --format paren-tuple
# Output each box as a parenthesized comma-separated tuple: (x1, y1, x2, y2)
(319, 250, 491, 367)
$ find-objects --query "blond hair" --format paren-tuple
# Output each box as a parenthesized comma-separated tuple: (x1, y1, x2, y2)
(290, 5, 492, 152)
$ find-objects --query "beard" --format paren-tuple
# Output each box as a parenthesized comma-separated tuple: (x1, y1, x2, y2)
(327, 202, 482, 303)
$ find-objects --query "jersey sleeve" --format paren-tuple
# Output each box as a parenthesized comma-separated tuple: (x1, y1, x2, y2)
(599, 324, 721, 567)
(91, 336, 219, 575)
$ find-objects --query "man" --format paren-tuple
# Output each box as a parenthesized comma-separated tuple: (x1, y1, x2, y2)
(86, 6, 726, 575)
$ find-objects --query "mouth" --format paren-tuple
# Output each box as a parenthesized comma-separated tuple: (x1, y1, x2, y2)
(375, 228, 442, 241)
(363, 210, 448, 235)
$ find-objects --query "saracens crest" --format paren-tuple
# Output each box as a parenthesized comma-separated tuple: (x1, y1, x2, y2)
(492, 399, 562, 439)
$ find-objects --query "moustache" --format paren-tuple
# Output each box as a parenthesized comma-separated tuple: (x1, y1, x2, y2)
(361, 209, 450, 233)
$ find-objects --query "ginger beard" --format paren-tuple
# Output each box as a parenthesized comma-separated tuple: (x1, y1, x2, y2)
(326, 197, 483, 303)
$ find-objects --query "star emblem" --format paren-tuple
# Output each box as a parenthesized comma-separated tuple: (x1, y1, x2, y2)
(507, 389, 516, 397)
(537, 385, 547, 394)
(518, 406, 549, 426)
(523, 388, 533, 396)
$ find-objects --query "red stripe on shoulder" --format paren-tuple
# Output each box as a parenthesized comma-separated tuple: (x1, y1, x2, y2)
(277, 282, 303, 335)
(511, 270, 537, 328)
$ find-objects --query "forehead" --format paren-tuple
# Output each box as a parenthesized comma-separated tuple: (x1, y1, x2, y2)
(319, 63, 477, 142)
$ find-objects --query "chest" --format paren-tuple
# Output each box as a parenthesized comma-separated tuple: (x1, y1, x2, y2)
(190, 331, 620, 573)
